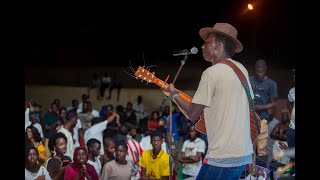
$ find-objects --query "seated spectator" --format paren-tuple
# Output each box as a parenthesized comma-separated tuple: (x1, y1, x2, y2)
(270, 109, 291, 164)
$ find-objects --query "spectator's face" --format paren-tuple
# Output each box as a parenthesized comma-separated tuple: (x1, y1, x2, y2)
(281, 112, 289, 122)
(130, 129, 137, 138)
(55, 137, 67, 155)
(152, 112, 158, 120)
(104, 142, 116, 155)
(71, 116, 78, 127)
(151, 136, 163, 150)
(188, 126, 197, 140)
(90, 143, 101, 157)
(59, 109, 67, 120)
(72, 100, 78, 108)
(82, 102, 88, 111)
(255, 67, 267, 81)
(27, 148, 38, 165)
(26, 128, 33, 139)
(158, 120, 166, 127)
(115, 145, 127, 161)
(76, 149, 88, 164)
(51, 104, 59, 114)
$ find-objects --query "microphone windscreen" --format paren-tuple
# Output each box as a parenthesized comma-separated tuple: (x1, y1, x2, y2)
(190, 47, 198, 54)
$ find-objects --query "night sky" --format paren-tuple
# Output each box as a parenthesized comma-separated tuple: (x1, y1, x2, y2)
(24, 0, 295, 68)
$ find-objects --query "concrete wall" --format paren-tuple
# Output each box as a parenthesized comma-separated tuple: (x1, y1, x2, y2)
(25, 85, 196, 114)
(25, 63, 294, 113)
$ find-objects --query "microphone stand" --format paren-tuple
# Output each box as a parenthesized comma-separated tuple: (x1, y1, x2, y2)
(161, 54, 189, 180)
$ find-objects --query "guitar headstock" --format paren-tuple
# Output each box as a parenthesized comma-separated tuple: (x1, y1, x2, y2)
(134, 66, 157, 83)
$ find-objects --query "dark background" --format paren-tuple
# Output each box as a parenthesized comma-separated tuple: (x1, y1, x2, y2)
(24, 0, 295, 68)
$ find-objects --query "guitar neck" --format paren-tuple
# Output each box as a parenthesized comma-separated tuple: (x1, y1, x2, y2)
(154, 78, 192, 104)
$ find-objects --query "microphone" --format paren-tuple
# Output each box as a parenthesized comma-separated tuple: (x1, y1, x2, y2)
(173, 47, 198, 56)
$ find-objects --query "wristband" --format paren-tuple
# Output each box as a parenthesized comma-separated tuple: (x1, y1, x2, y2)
(170, 92, 180, 103)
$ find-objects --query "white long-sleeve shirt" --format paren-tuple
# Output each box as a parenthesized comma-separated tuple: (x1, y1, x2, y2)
(84, 119, 109, 155)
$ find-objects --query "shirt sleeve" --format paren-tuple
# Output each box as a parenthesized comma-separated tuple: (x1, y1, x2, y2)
(269, 80, 278, 98)
(197, 139, 206, 153)
(181, 141, 187, 152)
(192, 70, 214, 107)
(90, 119, 109, 133)
(76, 119, 82, 128)
(138, 151, 146, 168)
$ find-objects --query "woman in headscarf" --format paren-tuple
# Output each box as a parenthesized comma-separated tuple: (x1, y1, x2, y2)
(64, 146, 99, 180)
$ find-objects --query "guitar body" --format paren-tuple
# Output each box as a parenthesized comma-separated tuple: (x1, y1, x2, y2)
(195, 111, 261, 144)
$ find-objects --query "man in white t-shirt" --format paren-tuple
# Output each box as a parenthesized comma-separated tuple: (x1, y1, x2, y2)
(179, 123, 206, 179)
(162, 23, 253, 179)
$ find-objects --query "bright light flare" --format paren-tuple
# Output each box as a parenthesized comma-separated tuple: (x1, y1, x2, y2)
(248, 4, 254, 10)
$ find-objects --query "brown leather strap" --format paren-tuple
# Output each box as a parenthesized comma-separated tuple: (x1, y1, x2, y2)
(219, 59, 260, 134)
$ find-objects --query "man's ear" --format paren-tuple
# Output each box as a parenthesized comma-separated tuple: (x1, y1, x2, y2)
(215, 42, 222, 50)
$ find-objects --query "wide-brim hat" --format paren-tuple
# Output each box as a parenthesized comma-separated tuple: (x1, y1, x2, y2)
(199, 23, 243, 53)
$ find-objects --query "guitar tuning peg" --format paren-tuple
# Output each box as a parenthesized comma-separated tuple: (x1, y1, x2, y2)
(141, 79, 144, 82)
(146, 82, 149, 85)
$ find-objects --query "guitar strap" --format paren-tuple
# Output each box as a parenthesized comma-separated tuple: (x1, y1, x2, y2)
(219, 59, 261, 135)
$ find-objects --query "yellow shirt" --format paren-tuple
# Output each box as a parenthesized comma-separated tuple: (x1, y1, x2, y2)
(138, 150, 170, 179)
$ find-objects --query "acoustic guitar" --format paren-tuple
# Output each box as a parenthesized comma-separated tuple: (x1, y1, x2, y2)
(134, 66, 261, 144)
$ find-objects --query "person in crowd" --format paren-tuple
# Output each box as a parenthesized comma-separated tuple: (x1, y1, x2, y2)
(148, 111, 160, 131)
(46, 132, 72, 180)
(140, 126, 168, 153)
(100, 137, 116, 167)
(161, 22, 253, 179)
(41, 102, 60, 139)
(125, 102, 137, 126)
(25, 145, 51, 180)
(100, 142, 134, 180)
(86, 138, 102, 177)
(84, 112, 119, 155)
(132, 95, 149, 127)
(100, 72, 112, 99)
(108, 72, 123, 101)
(64, 146, 99, 180)
(67, 99, 79, 112)
(139, 130, 170, 180)
(179, 123, 206, 179)
(90, 72, 102, 100)
(25, 125, 46, 165)
(57, 110, 78, 158)
(250, 59, 278, 156)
